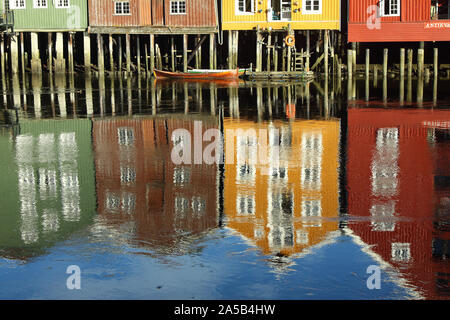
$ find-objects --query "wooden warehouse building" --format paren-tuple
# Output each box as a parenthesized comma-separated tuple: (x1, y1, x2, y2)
(221, 0, 342, 74)
(87, 0, 219, 73)
(0, 0, 89, 74)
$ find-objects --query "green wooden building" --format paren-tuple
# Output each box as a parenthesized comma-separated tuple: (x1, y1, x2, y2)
(1, 0, 89, 73)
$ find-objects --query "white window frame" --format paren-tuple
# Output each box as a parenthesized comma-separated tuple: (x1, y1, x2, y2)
(235, 0, 256, 15)
(380, 0, 400, 17)
(170, 0, 187, 15)
(114, 1, 131, 16)
(10, 0, 26, 9)
(55, 0, 70, 9)
(33, 0, 47, 8)
(302, 0, 322, 15)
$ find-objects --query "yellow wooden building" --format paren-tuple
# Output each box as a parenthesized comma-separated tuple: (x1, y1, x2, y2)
(223, 118, 340, 257)
(222, 0, 341, 31)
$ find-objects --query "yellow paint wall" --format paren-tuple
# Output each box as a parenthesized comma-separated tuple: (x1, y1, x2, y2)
(224, 119, 340, 256)
(222, 0, 340, 30)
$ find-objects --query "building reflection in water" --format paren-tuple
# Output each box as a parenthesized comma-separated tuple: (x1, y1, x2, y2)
(0, 118, 96, 259)
(223, 115, 341, 274)
(93, 114, 220, 253)
(346, 107, 450, 300)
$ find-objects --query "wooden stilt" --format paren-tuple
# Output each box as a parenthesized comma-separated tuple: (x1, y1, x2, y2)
(209, 33, 215, 70)
(256, 26, 262, 72)
(118, 35, 123, 72)
(383, 48, 388, 78)
(351, 42, 356, 75)
(55, 32, 65, 73)
(109, 34, 114, 73)
(1, 35, 5, 78)
(347, 49, 352, 80)
(407, 48, 413, 78)
(68, 32, 74, 74)
(324, 30, 329, 77)
(418, 41, 424, 77)
(400, 48, 405, 79)
(84, 32, 91, 73)
(171, 36, 175, 71)
(183, 34, 188, 72)
(273, 34, 278, 72)
(30, 32, 41, 73)
(365, 48, 370, 79)
(267, 31, 271, 72)
(306, 30, 310, 72)
(20, 33, 25, 76)
(137, 35, 141, 75)
(233, 31, 239, 68)
(11, 35, 19, 74)
(228, 31, 232, 69)
(97, 34, 105, 75)
(126, 33, 131, 73)
(150, 34, 155, 74)
(195, 35, 201, 69)
(433, 47, 438, 78)
(48, 33, 53, 75)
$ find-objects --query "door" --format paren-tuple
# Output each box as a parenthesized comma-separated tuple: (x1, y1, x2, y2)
(268, 0, 291, 21)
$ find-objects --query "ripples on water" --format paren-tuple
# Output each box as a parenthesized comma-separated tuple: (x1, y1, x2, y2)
(0, 73, 448, 300)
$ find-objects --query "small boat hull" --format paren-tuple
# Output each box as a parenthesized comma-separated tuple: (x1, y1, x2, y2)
(154, 69, 239, 80)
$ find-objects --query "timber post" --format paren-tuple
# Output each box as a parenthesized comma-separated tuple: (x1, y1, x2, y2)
(400, 48, 405, 79)
(150, 34, 155, 75)
(55, 32, 65, 73)
(183, 34, 188, 72)
(84, 32, 91, 73)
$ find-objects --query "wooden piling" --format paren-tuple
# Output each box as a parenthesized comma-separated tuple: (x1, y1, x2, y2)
(352, 42, 356, 75)
(195, 35, 201, 69)
(365, 48, 370, 79)
(228, 31, 232, 69)
(267, 31, 272, 72)
(273, 34, 278, 72)
(209, 33, 215, 70)
(150, 34, 155, 74)
(48, 33, 53, 75)
(11, 35, 19, 74)
(97, 33, 105, 75)
(306, 30, 310, 72)
(137, 36, 141, 75)
(256, 26, 262, 72)
(233, 31, 239, 69)
(324, 30, 329, 77)
(434, 47, 438, 78)
(383, 48, 388, 78)
(20, 33, 25, 76)
(347, 49, 352, 80)
(84, 32, 91, 73)
(118, 35, 123, 72)
(109, 34, 114, 73)
(30, 32, 41, 73)
(171, 36, 175, 71)
(1, 35, 5, 78)
(418, 41, 424, 77)
(126, 34, 131, 74)
(407, 48, 413, 78)
(55, 32, 65, 73)
(183, 34, 188, 72)
(400, 48, 405, 78)
(68, 32, 74, 74)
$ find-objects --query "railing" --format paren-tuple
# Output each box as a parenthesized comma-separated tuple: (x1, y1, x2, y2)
(0, 10, 14, 32)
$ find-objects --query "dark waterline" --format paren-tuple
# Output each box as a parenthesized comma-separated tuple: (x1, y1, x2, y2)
(0, 73, 448, 300)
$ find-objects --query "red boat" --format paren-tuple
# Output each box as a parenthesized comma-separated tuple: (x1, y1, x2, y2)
(153, 69, 239, 80)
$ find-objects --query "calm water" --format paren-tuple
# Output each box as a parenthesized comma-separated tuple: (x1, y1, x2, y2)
(0, 73, 448, 300)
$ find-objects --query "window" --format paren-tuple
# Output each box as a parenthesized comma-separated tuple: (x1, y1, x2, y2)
(10, 0, 25, 9)
(381, 0, 400, 17)
(391, 243, 411, 262)
(114, 1, 130, 15)
(34, 0, 47, 8)
(118, 127, 134, 146)
(236, 0, 255, 14)
(302, 0, 321, 14)
(170, 0, 186, 14)
(55, 0, 70, 8)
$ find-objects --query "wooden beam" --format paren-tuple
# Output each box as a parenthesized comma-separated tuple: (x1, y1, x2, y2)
(187, 35, 207, 66)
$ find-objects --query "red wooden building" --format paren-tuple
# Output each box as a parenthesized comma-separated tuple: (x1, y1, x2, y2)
(93, 116, 219, 250)
(88, 0, 218, 34)
(348, 0, 450, 42)
(346, 107, 450, 299)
